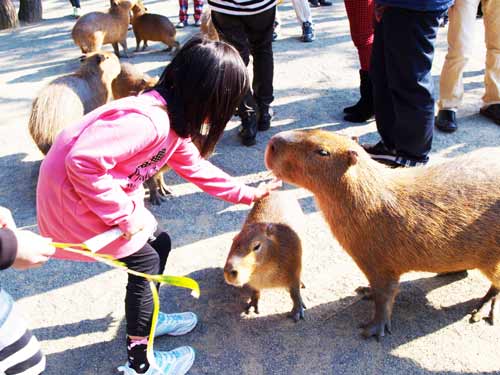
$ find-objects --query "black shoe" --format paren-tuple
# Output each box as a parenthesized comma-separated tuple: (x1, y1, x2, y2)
(318, 0, 332, 5)
(239, 112, 257, 146)
(435, 109, 457, 133)
(344, 70, 374, 123)
(477, 3, 483, 18)
(301, 22, 315, 43)
(480, 104, 500, 125)
(362, 141, 428, 168)
(309, 0, 320, 7)
(257, 109, 272, 131)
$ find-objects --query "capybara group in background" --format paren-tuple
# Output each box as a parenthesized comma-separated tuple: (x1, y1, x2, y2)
(265, 129, 500, 338)
(112, 62, 158, 99)
(200, 9, 219, 41)
(72, 0, 135, 57)
(131, 2, 180, 52)
(29, 52, 120, 154)
(224, 191, 306, 322)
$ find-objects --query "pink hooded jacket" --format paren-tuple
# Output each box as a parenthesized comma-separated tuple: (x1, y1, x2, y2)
(36, 90, 256, 261)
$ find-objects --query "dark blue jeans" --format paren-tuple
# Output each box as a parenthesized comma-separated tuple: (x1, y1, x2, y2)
(371, 6, 444, 161)
(69, 0, 80, 7)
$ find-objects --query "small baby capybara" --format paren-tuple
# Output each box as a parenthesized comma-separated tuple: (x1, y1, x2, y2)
(200, 9, 219, 41)
(29, 52, 120, 155)
(112, 62, 158, 99)
(265, 130, 500, 339)
(224, 191, 306, 322)
(131, 2, 180, 52)
(72, 0, 135, 57)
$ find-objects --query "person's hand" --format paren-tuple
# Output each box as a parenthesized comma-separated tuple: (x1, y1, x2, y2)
(253, 179, 283, 201)
(0, 207, 16, 229)
(12, 230, 55, 270)
(122, 225, 144, 241)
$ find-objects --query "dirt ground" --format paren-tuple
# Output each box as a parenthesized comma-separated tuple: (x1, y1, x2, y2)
(0, 0, 499, 374)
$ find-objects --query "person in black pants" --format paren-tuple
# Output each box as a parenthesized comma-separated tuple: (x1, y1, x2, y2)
(210, 4, 276, 146)
(363, 2, 450, 167)
(69, 0, 81, 18)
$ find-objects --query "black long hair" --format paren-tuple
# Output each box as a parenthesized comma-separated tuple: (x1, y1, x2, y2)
(154, 35, 249, 157)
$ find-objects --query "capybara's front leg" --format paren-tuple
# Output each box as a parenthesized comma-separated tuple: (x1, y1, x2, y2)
(288, 283, 306, 322)
(245, 289, 260, 314)
(470, 285, 499, 325)
(360, 278, 399, 341)
(120, 39, 129, 58)
(155, 172, 173, 198)
(112, 42, 120, 57)
(142, 40, 148, 51)
(135, 36, 142, 52)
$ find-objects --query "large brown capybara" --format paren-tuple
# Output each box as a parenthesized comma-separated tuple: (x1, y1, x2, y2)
(71, 0, 135, 57)
(29, 52, 120, 155)
(265, 129, 500, 339)
(200, 8, 219, 41)
(112, 62, 158, 99)
(224, 191, 306, 321)
(131, 2, 180, 52)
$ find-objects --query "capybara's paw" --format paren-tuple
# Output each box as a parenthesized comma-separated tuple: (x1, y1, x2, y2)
(360, 319, 392, 341)
(149, 192, 166, 206)
(288, 305, 305, 322)
(355, 286, 373, 300)
(469, 287, 498, 325)
(244, 299, 259, 315)
(158, 184, 173, 197)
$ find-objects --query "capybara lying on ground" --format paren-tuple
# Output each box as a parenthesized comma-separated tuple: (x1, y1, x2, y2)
(265, 129, 500, 339)
(224, 191, 306, 321)
(112, 62, 158, 99)
(72, 0, 134, 57)
(131, 2, 179, 52)
(29, 52, 120, 155)
(200, 9, 219, 41)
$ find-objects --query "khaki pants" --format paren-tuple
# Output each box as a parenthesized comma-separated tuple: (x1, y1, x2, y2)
(438, 0, 500, 110)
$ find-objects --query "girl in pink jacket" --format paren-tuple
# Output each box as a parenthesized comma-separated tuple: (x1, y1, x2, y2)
(36, 36, 279, 375)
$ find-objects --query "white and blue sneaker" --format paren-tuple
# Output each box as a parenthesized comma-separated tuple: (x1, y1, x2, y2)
(155, 312, 198, 337)
(118, 346, 195, 375)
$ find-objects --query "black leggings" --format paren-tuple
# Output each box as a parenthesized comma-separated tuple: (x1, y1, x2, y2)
(120, 230, 171, 337)
(69, 0, 80, 7)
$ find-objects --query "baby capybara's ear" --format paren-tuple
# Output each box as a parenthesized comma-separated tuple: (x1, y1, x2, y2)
(347, 150, 359, 166)
(351, 136, 360, 144)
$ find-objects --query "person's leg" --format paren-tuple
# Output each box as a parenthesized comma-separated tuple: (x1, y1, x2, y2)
(177, 0, 189, 27)
(291, 0, 315, 42)
(0, 290, 45, 375)
(193, 0, 204, 25)
(211, 11, 258, 145)
(370, 7, 397, 152)
(383, 7, 443, 163)
(119, 239, 194, 374)
(245, 7, 276, 131)
(343, 0, 375, 122)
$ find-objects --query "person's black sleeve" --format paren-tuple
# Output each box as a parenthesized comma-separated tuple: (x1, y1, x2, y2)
(0, 228, 18, 270)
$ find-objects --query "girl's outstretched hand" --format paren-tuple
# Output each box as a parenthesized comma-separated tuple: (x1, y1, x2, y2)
(253, 179, 283, 201)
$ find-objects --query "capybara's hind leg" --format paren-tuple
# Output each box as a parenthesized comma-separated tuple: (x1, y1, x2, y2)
(117, 40, 129, 58)
(135, 36, 142, 52)
(360, 277, 399, 341)
(288, 283, 306, 322)
(470, 285, 499, 325)
(142, 40, 148, 51)
(245, 289, 260, 314)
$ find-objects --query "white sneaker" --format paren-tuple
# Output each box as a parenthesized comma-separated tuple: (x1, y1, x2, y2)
(155, 312, 198, 337)
(118, 346, 195, 375)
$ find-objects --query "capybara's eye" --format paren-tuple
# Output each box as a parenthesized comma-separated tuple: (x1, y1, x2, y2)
(316, 149, 330, 157)
(253, 243, 262, 252)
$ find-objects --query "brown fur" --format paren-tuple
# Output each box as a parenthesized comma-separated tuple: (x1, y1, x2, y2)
(265, 129, 500, 337)
(29, 52, 120, 155)
(112, 62, 158, 99)
(71, 0, 135, 57)
(224, 191, 306, 321)
(131, 2, 179, 52)
(200, 9, 219, 41)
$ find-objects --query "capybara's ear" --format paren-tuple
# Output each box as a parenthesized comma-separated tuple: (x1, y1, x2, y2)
(347, 150, 359, 166)
(111, 0, 119, 7)
(351, 136, 359, 144)
(265, 223, 275, 236)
